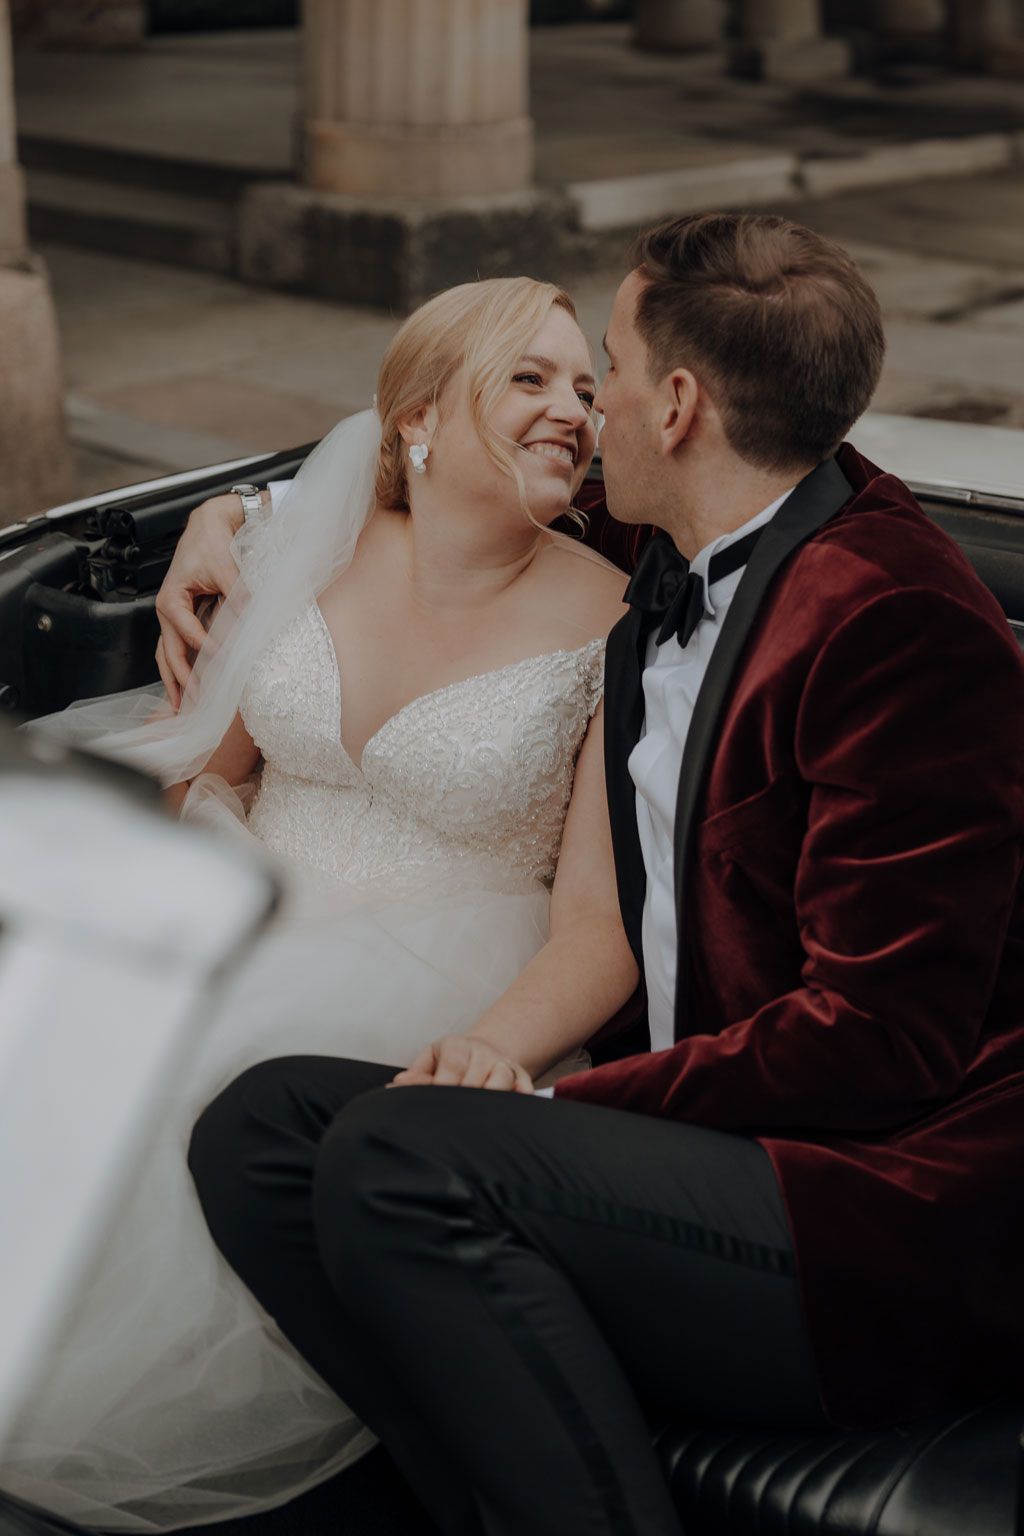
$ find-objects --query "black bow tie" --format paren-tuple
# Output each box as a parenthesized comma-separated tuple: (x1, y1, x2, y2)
(624, 526, 764, 649)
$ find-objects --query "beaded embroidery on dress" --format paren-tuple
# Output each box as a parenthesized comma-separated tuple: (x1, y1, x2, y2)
(241, 601, 605, 903)
(0, 611, 605, 1533)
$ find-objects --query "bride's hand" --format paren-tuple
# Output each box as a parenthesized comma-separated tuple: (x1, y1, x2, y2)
(391, 1035, 533, 1094)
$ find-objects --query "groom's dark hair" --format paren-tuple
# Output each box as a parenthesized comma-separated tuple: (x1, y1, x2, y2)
(629, 212, 885, 473)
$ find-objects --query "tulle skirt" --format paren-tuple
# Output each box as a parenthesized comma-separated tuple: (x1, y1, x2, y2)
(0, 823, 552, 1532)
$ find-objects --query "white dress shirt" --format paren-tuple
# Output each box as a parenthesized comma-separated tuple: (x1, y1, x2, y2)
(630, 491, 792, 1054)
(537, 490, 792, 1097)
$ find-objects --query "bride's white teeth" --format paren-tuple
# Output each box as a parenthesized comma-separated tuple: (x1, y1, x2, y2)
(524, 443, 574, 465)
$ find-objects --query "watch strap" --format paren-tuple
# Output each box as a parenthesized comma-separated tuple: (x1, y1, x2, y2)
(230, 484, 265, 524)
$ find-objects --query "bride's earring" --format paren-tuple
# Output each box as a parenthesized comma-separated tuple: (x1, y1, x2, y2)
(409, 442, 429, 475)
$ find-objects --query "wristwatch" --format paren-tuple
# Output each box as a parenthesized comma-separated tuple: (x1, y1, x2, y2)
(230, 483, 265, 524)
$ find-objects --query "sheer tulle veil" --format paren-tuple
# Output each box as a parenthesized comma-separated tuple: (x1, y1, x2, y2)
(30, 409, 382, 785)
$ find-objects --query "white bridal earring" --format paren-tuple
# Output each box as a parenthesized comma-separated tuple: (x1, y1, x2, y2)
(409, 443, 429, 475)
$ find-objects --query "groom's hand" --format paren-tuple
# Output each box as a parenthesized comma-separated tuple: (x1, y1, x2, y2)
(155, 493, 250, 707)
(391, 1036, 533, 1094)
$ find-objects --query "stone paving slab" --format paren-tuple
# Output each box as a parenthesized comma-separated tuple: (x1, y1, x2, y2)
(774, 168, 1024, 270)
(87, 373, 346, 451)
(883, 319, 1024, 394)
(41, 245, 399, 397)
(871, 369, 1024, 428)
(12, 31, 297, 172)
(65, 393, 253, 476)
(969, 295, 1024, 330)
(838, 239, 1024, 320)
(70, 440, 170, 499)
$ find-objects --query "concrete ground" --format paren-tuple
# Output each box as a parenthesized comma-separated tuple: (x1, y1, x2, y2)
(12, 22, 1024, 502)
(47, 161, 1024, 501)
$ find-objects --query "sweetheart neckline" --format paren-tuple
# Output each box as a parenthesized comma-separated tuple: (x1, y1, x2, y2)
(308, 602, 604, 775)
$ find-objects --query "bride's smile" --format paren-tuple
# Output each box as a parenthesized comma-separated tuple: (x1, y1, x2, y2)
(520, 440, 577, 468)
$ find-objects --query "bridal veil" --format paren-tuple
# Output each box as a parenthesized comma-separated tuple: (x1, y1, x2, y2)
(30, 409, 382, 785)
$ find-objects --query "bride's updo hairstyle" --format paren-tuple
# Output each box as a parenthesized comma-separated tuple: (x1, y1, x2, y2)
(374, 277, 581, 519)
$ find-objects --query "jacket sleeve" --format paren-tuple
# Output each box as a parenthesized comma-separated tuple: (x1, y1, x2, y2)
(555, 586, 1024, 1133)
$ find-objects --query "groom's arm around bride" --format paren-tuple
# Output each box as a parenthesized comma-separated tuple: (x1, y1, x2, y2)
(189, 214, 1024, 1536)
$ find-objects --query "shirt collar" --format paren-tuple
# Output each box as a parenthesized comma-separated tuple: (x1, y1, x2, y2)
(690, 487, 794, 620)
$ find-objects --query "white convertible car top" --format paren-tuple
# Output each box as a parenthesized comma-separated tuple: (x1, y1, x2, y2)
(850, 412, 1024, 506)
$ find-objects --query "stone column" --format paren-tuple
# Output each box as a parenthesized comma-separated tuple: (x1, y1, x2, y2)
(10, 0, 144, 48)
(302, 0, 532, 198)
(869, 0, 945, 63)
(634, 0, 727, 50)
(949, 0, 1023, 71)
(0, 0, 25, 269)
(873, 0, 945, 36)
(731, 0, 851, 81)
(0, 0, 76, 524)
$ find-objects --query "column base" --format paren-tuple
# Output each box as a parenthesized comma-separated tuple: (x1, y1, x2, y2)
(237, 181, 574, 313)
(11, 0, 144, 49)
(986, 36, 1024, 76)
(633, 0, 726, 51)
(731, 34, 851, 82)
(872, 0, 945, 32)
(948, 0, 1019, 68)
(303, 118, 533, 201)
(0, 166, 28, 267)
(0, 261, 76, 526)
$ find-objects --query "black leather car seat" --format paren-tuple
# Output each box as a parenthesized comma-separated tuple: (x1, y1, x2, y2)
(658, 1401, 1021, 1535)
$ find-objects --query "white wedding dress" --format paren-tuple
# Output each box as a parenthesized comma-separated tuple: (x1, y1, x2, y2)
(1, 594, 605, 1532)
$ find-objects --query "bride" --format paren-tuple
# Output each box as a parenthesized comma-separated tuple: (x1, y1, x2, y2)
(4, 278, 637, 1531)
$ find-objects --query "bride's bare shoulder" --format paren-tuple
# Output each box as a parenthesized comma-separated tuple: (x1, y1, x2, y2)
(537, 531, 629, 637)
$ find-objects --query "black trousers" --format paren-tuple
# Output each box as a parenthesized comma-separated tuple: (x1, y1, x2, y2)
(189, 1057, 825, 1536)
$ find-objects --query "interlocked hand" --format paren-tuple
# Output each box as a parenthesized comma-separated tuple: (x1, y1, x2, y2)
(391, 1035, 533, 1094)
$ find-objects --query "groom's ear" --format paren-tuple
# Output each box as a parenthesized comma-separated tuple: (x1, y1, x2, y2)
(658, 369, 699, 455)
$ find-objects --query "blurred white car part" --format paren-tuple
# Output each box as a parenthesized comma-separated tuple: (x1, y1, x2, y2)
(0, 725, 279, 1447)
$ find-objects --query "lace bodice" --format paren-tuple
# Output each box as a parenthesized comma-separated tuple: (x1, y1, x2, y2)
(239, 603, 605, 901)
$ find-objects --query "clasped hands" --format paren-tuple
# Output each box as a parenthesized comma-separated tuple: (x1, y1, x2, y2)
(391, 1034, 534, 1095)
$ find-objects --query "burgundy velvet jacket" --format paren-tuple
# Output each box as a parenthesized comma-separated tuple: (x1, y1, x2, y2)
(557, 446, 1024, 1428)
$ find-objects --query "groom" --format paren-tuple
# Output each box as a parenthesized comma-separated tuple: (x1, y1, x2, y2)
(186, 215, 1024, 1535)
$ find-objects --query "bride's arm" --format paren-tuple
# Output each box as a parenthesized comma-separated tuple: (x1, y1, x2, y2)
(164, 710, 261, 814)
(392, 701, 639, 1090)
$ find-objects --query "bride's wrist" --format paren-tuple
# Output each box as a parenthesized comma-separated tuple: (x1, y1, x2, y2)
(466, 1024, 543, 1079)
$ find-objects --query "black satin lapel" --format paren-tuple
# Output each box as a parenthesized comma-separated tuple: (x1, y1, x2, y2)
(671, 456, 855, 1039)
(603, 607, 648, 966)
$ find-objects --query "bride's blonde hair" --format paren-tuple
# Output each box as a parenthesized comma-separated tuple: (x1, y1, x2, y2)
(374, 277, 586, 527)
